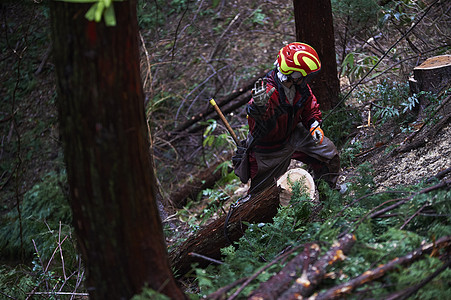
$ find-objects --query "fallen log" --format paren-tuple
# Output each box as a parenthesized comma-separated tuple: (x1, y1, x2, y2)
(313, 235, 451, 300)
(278, 234, 357, 300)
(248, 243, 321, 300)
(169, 184, 280, 277)
(169, 157, 231, 208)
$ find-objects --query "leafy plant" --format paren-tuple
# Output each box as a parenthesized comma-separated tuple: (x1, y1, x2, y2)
(0, 224, 84, 299)
(332, 0, 380, 34)
(0, 170, 72, 261)
(341, 52, 379, 82)
(322, 102, 361, 148)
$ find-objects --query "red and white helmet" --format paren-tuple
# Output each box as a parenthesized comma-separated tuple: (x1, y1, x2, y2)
(277, 42, 321, 77)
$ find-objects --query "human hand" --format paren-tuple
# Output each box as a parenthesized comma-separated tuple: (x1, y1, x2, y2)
(252, 78, 275, 106)
(309, 120, 324, 144)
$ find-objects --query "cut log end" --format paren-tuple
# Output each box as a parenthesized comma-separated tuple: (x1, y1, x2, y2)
(277, 168, 316, 206)
(414, 55, 451, 70)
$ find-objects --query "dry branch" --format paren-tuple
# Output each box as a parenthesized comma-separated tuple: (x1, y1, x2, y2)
(313, 235, 451, 300)
(367, 179, 449, 221)
(167, 70, 268, 137)
(170, 184, 280, 277)
(278, 234, 357, 300)
(394, 94, 451, 154)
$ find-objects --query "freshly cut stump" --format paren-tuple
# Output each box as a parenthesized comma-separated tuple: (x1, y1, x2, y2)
(409, 55, 451, 120)
(277, 168, 315, 206)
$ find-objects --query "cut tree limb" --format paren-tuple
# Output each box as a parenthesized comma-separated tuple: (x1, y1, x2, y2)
(248, 243, 321, 300)
(278, 234, 357, 300)
(313, 235, 451, 300)
(169, 184, 280, 277)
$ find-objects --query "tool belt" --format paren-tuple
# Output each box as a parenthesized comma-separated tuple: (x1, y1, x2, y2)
(232, 135, 256, 183)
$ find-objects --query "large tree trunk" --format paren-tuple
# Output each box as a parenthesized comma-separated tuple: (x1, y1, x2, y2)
(50, 1, 185, 299)
(293, 0, 340, 111)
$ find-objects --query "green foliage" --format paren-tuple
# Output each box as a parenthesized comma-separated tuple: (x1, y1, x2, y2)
(332, 0, 380, 33)
(322, 102, 362, 149)
(195, 183, 316, 297)
(246, 8, 267, 26)
(340, 140, 363, 168)
(137, 0, 190, 30)
(0, 221, 83, 299)
(131, 286, 171, 300)
(341, 52, 379, 82)
(355, 80, 419, 127)
(379, 0, 421, 28)
(0, 170, 72, 261)
(191, 163, 451, 299)
(392, 256, 451, 300)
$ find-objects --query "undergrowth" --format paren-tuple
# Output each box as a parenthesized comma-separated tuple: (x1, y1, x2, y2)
(0, 170, 71, 261)
(191, 164, 451, 299)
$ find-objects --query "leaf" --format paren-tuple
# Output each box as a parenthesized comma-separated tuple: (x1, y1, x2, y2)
(85, 3, 98, 21)
(103, 5, 116, 26)
(95, 1, 105, 22)
(211, 0, 220, 8)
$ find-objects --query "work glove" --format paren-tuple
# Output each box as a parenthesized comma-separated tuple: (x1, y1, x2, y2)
(252, 78, 275, 106)
(309, 120, 324, 144)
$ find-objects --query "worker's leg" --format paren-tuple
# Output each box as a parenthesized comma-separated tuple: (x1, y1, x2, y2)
(290, 124, 340, 188)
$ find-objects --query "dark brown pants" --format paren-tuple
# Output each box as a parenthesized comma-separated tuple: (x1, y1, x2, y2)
(248, 124, 340, 194)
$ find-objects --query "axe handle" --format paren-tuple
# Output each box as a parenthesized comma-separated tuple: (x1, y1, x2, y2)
(209, 99, 239, 145)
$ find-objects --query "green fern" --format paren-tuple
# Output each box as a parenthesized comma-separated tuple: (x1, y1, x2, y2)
(0, 170, 72, 260)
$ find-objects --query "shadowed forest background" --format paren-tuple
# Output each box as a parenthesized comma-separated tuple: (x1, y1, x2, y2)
(1, 0, 451, 299)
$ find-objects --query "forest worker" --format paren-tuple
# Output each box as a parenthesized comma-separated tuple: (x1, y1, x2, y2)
(234, 42, 340, 195)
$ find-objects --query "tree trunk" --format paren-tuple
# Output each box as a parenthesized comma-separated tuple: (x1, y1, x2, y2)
(50, 1, 186, 299)
(293, 0, 340, 111)
(170, 185, 280, 277)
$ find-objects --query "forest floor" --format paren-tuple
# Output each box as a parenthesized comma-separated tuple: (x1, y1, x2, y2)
(2, 0, 450, 240)
(1, 2, 450, 298)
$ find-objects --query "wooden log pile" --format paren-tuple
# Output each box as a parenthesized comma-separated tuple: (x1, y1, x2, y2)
(248, 234, 356, 300)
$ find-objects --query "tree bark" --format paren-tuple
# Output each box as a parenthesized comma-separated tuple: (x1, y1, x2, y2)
(293, 0, 340, 111)
(50, 1, 185, 299)
(409, 55, 451, 120)
(170, 185, 280, 277)
(278, 234, 356, 299)
(248, 243, 321, 300)
(409, 55, 451, 95)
